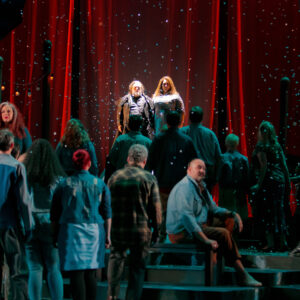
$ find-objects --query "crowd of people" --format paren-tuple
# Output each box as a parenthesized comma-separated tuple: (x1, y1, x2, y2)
(0, 76, 299, 300)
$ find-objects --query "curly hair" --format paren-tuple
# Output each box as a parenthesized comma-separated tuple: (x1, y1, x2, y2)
(24, 139, 66, 187)
(259, 121, 279, 145)
(0, 102, 26, 139)
(60, 119, 90, 149)
(153, 76, 178, 97)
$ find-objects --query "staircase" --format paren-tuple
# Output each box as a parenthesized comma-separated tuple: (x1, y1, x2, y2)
(43, 245, 300, 300)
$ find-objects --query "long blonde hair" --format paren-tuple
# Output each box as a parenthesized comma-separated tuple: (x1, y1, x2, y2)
(153, 76, 178, 97)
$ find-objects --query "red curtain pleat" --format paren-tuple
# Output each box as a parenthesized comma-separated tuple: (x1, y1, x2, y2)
(0, 0, 298, 169)
(209, 0, 220, 130)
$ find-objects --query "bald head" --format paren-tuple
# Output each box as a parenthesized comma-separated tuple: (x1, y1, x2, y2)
(187, 159, 206, 183)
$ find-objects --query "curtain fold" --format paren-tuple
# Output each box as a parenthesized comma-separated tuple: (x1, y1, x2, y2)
(0, 0, 298, 167)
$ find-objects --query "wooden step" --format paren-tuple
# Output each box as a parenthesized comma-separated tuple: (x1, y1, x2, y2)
(95, 281, 262, 300)
(270, 285, 300, 300)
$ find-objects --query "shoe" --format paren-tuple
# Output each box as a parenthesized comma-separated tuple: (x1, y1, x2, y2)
(261, 246, 275, 253)
(289, 245, 300, 257)
(237, 273, 262, 287)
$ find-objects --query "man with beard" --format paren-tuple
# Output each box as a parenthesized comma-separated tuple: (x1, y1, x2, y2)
(166, 159, 262, 287)
(116, 80, 154, 139)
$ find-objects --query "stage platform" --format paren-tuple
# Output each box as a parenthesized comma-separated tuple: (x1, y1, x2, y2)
(41, 243, 300, 300)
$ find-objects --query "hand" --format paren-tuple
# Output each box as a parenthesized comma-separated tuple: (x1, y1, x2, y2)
(105, 236, 111, 249)
(151, 229, 159, 246)
(233, 213, 243, 232)
(118, 125, 122, 133)
(205, 239, 219, 251)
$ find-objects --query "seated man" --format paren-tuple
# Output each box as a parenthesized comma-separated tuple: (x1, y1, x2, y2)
(166, 158, 262, 287)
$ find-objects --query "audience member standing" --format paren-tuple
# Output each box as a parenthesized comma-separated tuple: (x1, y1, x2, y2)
(105, 115, 152, 182)
(152, 76, 184, 134)
(51, 150, 111, 300)
(23, 139, 65, 300)
(250, 121, 291, 251)
(0, 101, 32, 155)
(107, 144, 161, 300)
(0, 129, 33, 300)
(56, 119, 98, 176)
(116, 80, 154, 138)
(181, 106, 221, 191)
(147, 111, 197, 241)
(218, 134, 249, 220)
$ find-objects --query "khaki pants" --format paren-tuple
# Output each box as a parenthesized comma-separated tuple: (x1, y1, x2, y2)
(168, 217, 241, 266)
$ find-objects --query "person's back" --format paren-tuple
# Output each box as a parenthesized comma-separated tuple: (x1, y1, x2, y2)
(108, 164, 160, 246)
(105, 115, 152, 183)
(56, 119, 98, 176)
(51, 149, 111, 300)
(219, 150, 249, 189)
(0, 134, 32, 231)
(218, 134, 249, 220)
(106, 115, 152, 182)
(107, 144, 161, 300)
(181, 123, 221, 166)
(0, 129, 32, 300)
(147, 112, 197, 190)
(23, 138, 65, 300)
(180, 106, 221, 191)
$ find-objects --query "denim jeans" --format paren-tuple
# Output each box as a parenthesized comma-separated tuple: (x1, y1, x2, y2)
(0, 228, 29, 300)
(25, 239, 63, 300)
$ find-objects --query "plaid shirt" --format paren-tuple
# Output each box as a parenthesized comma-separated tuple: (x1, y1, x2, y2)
(108, 165, 161, 247)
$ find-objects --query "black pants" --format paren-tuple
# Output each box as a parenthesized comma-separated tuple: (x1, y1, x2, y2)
(0, 228, 28, 300)
(68, 269, 97, 300)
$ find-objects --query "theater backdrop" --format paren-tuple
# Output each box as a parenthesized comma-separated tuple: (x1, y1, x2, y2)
(0, 0, 298, 171)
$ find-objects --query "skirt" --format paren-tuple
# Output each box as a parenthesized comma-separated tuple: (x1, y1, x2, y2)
(58, 223, 105, 271)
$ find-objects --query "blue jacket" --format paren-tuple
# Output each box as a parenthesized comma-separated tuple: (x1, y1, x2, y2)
(51, 170, 112, 225)
(0, 154, 32, 231)
(166, 175, 228, 235)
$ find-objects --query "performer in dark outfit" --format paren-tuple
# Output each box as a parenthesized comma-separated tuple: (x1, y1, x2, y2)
(250, 121, 291, 251)
(116, 80, 154, 139)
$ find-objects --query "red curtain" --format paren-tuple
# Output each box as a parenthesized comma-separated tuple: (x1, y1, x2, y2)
(77, 0, 221, 167)
(0, 0, 299, 170)
(226, 0, 299, 158)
